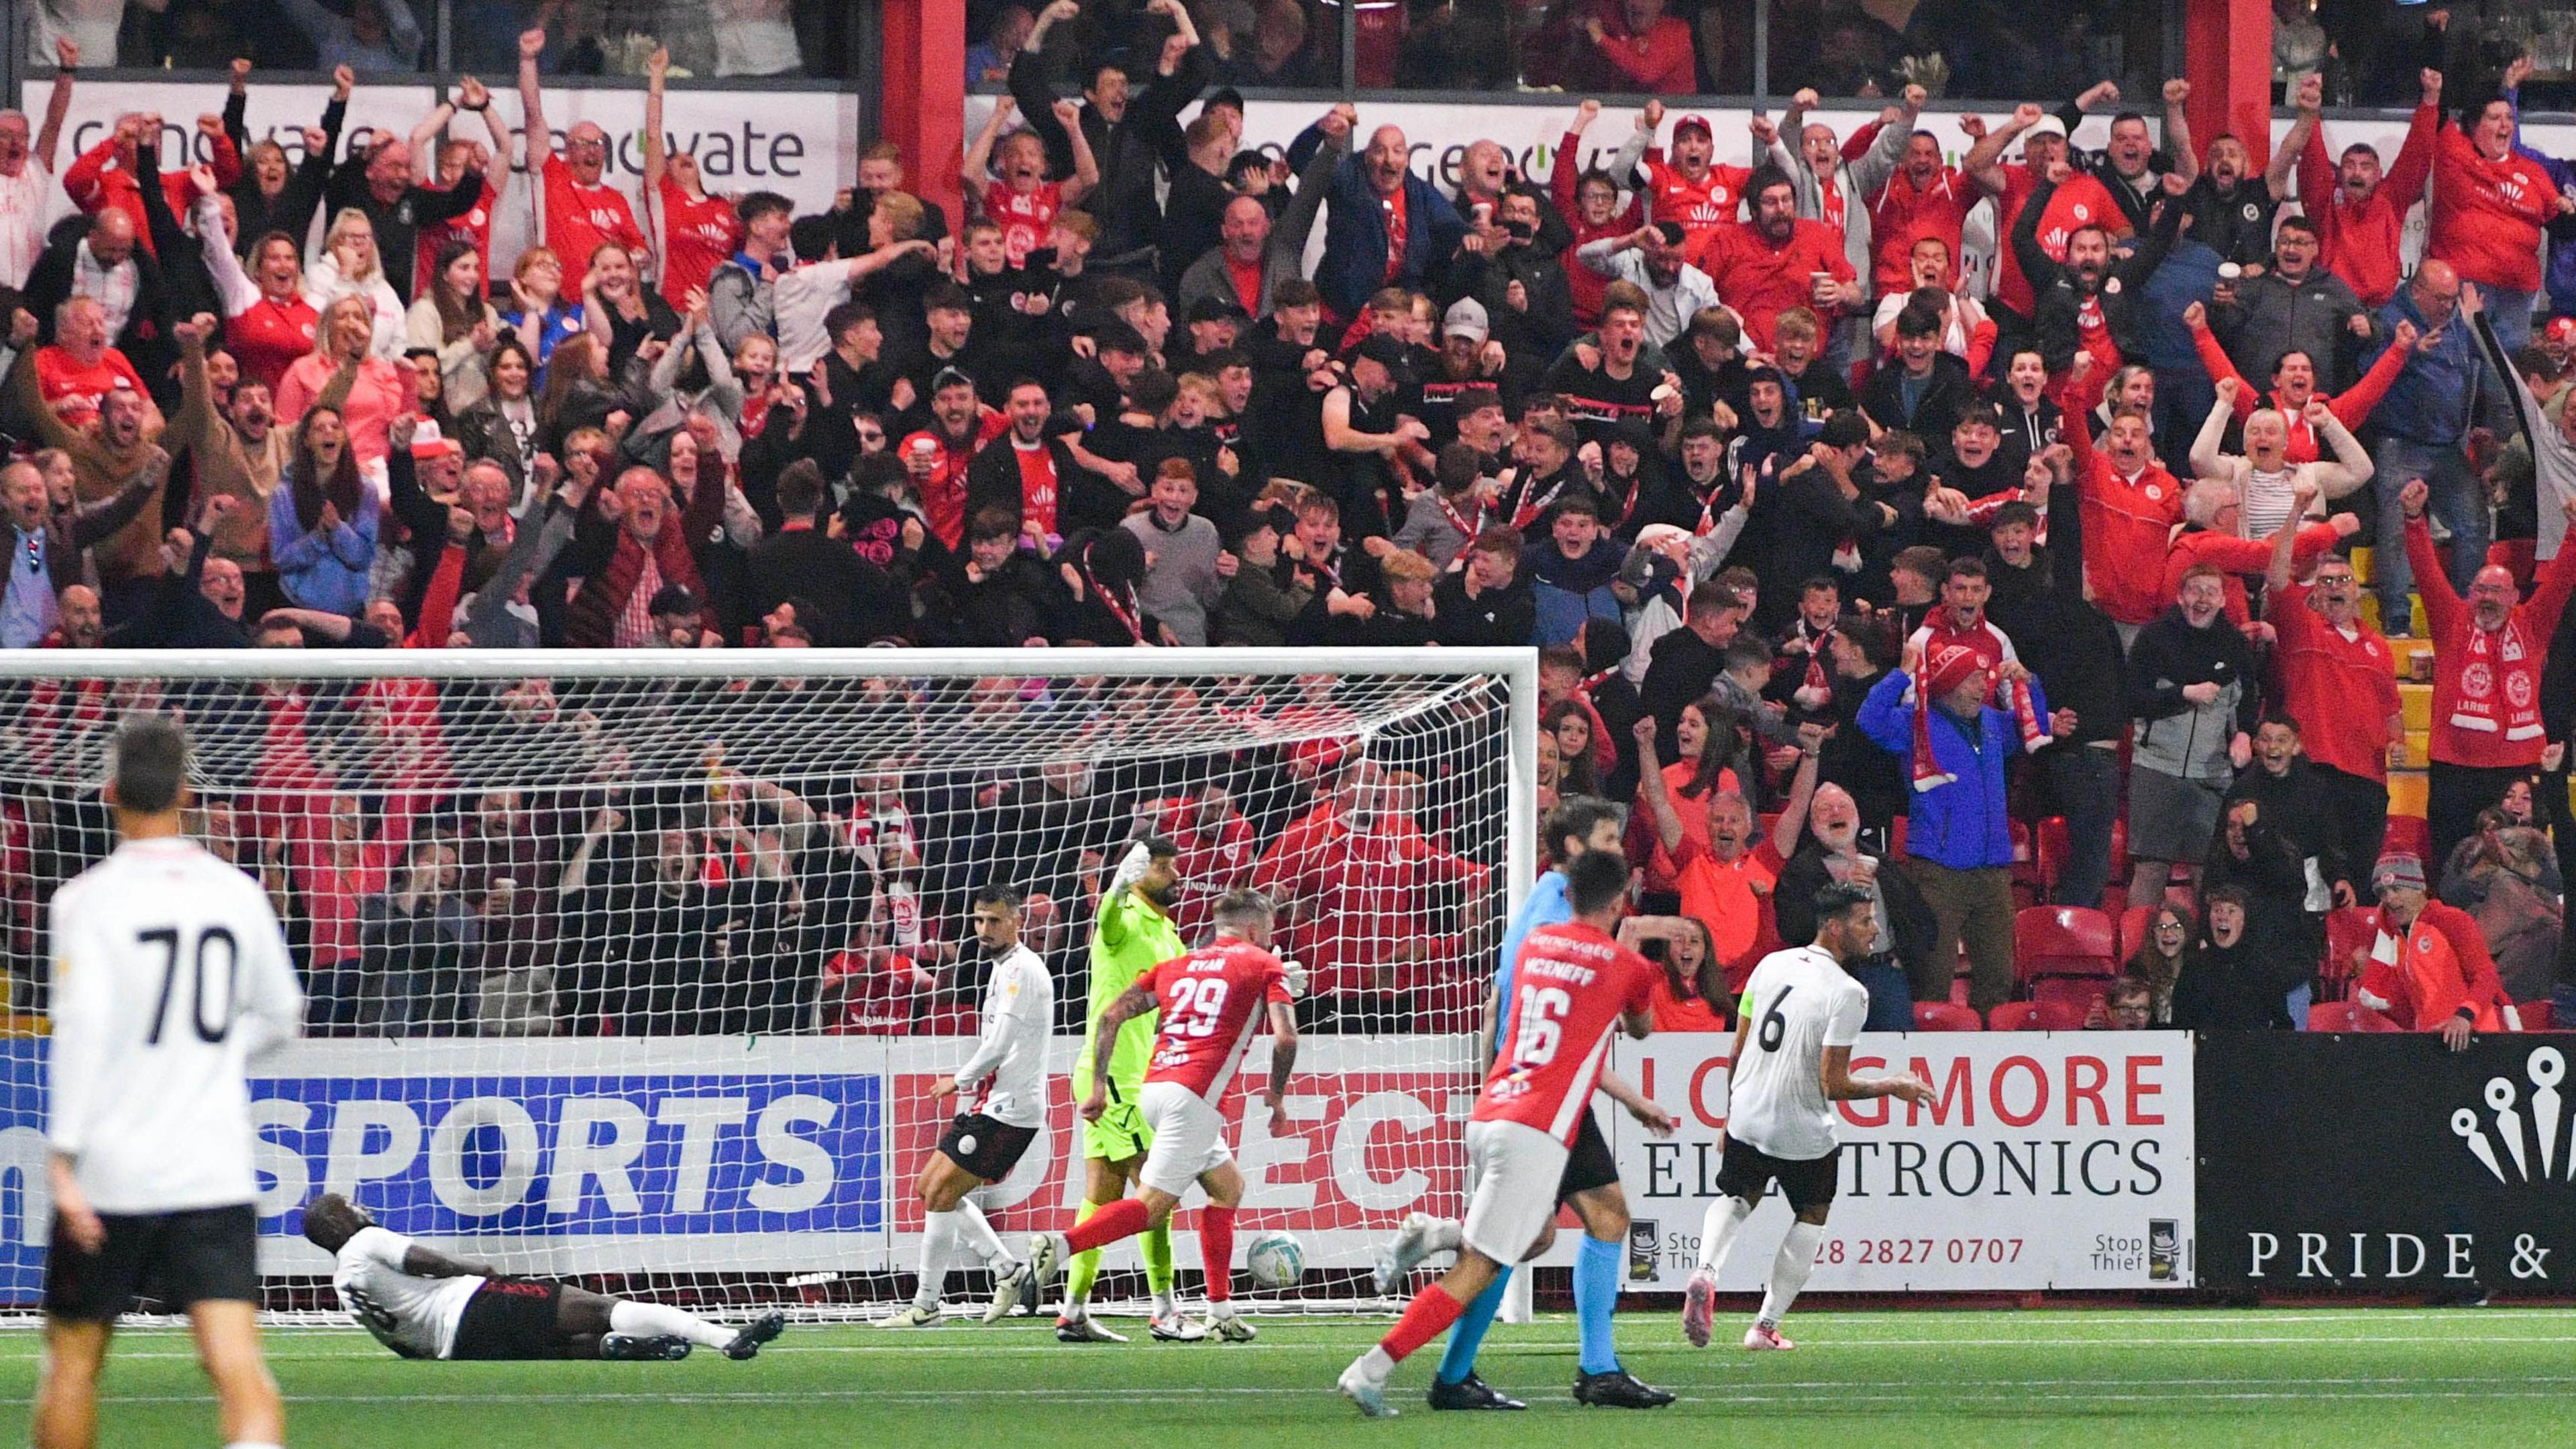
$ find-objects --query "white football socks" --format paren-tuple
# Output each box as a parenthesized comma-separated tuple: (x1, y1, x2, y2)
(1758, 1222, 1825, 1329)
(609, 1299, 738, 1348)
(953, 1198, 1012, 1270)
(1697, 1195, 1754, 1275)
(917, 1210, 961, 1309)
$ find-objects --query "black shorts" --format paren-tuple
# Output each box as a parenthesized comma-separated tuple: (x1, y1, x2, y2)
(450, 1278, 570, 1360)
(43, 1203, 258, 1322)
(1556, 1107, 1619, 1200)
(1715, 1140, 1842, 1215)
(937, 1113, 1040, 1182)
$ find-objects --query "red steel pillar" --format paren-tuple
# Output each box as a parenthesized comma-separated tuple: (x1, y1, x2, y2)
(881, 0, 967, 234)
(2184, 0, 2273, 166)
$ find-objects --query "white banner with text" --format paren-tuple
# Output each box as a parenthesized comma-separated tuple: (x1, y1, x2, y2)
(1594, 1030, 2197, 1291)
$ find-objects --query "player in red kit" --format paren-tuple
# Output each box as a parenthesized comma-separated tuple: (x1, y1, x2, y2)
(1338, 849, 1672, 1417)
(1026, 889, 1298, 1342)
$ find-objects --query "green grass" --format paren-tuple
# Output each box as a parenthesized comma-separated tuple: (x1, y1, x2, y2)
(11, 1307, 2576, 1448)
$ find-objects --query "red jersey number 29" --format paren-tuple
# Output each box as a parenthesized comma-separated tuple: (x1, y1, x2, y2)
(1512, 985, 1572, 1067)
(1169, 977, 1232, 1038)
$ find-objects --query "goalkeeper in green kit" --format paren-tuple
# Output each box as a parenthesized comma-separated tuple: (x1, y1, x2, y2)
(1056, 836, 1194, 1342)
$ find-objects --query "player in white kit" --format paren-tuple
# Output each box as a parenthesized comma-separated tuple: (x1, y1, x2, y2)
(883, 883, 1053, 1328)
(300, 1193, 783, 1361)
(35, 714, 305, 1449)
(1682, 882, 1935, 1351)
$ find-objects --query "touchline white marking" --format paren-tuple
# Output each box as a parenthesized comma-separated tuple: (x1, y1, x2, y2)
(67, 1383, 2576, 1410)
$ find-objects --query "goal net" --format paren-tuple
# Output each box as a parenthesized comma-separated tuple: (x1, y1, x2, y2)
(0, 648, 1534, 1321)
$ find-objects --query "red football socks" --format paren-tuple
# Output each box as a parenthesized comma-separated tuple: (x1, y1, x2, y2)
(1377, 1283, 1469, 1363)
(1064, 1197, 1151, 1254)
(1199, 1204, 1237, 1303)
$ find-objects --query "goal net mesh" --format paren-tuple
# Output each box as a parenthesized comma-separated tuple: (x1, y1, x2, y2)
(0, 652, 1529, 1322)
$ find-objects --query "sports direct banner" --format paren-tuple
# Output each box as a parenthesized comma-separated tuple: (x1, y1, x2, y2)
(0, 1034, 1472, 1301)
(1595, 1032, 2196, 1291)
(0, 1037, 890, 1295)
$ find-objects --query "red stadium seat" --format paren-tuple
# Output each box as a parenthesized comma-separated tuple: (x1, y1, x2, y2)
(2031, 978, 2108, 1017)
(1992, 999, 2090, 1030)
(2116, 904, 2157, 962)
(2383, 816, 2430, 863)
(2307, 1000, 2404, 1032)
(2321, 906, 2381, 990)
(2518, 1001, 2557, 1031)
(2013, 906, 2116, 981)
(1913, 1001, 1983, 1031)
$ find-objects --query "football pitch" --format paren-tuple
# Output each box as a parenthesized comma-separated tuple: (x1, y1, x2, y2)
(9, 1307, 2575, 1448)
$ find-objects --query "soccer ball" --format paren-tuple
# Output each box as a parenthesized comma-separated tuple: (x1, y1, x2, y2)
(1244, 1230, 1305, 1289)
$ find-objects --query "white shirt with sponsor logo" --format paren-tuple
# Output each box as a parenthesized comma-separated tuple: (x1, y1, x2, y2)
(46, 837, 304, 1213)
(949, 943, 1053, 1129)
(332, 1225, 484, 1360)
(1725, 945, 1868, 1162)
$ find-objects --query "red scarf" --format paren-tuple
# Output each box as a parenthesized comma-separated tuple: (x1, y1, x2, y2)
(1083, 562, 1145, 644)
(1434, 488, 1483, 544)
(1909, 618, 2045, 792)
(1792, 621, 1835, 704)
(2451, 616, 2545, 741)
(1507, 471, 1570, 531)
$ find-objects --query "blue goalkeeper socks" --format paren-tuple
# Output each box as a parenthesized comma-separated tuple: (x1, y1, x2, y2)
(1432, 1269, 1509, 1385)
(1574, 1234, 1622, 1375)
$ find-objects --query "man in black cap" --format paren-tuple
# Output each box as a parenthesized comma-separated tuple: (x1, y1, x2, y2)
(1169, 294, 1248, 374)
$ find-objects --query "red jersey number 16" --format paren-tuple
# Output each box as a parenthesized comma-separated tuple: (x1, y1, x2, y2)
(1512, 985, 1571, 1067)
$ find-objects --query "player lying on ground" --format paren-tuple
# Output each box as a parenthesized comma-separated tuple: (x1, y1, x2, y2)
(302, 1193, 785, 1362)
(1684, 882, 1936, 1350)
(1338, 849, 1674, 1418)
(1025, 888, 1298, 1344)
(888, 883, 1052, 1328)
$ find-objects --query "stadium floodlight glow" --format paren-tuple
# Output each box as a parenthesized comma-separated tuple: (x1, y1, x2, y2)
(0, 647, 1535, 1320)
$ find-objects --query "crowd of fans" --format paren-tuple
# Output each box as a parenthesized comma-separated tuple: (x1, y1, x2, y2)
(0, 4, 2573, 1042)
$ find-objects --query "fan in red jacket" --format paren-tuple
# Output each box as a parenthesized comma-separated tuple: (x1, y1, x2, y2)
(2285, 71, 2438, 309)
(2402, 476, 2576, 867)
(2428, 93, 2569, 324)
(1689, 166, 1856, 353)
(2356, 853, 2511, 1043)
(62, 113, 241, 258)
(2058, 364, 2182, 630)
(1554, 101, 1651, 327)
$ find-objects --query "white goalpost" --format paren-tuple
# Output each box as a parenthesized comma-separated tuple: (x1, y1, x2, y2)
(0, 647, 1536, 1321)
